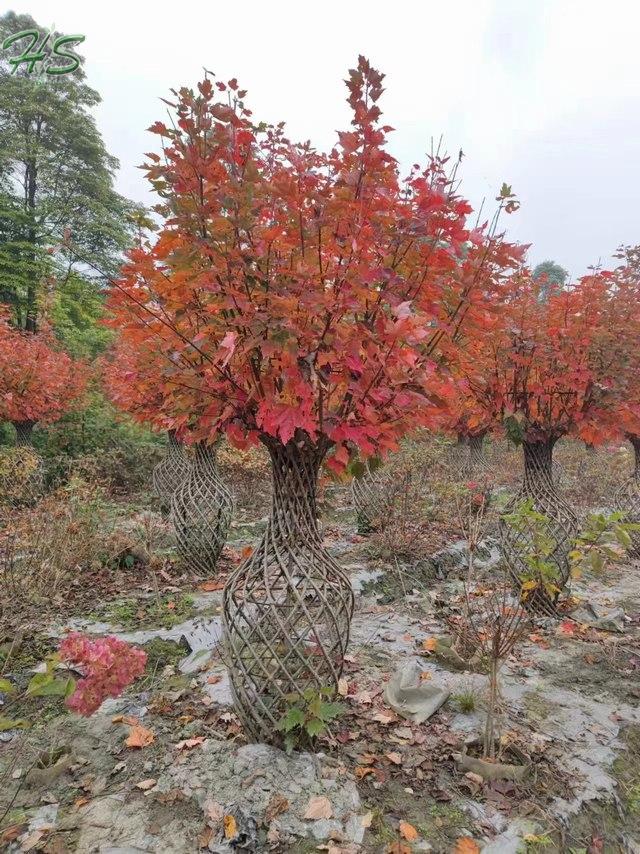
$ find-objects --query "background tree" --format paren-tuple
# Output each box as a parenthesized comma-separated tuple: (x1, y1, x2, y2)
(532, 258, 569, 301)
(0, 11, 140, 331)
(0, 315, 88, 442)
(465, 270, 630, 610)
(607, 244, 640, 553)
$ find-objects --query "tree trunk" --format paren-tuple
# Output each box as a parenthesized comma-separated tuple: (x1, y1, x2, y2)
(171, 440, 232, 574)
(614, 435, 640, 556)
(500, 437, 578, 615)
(13, 420, 36, 447)
(152, 429, 190, 514)
(25, 156, 38, 333)
(223, 432, 354, 742)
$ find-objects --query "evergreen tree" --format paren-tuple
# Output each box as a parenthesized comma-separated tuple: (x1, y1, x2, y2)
(0, 11, 140, 330)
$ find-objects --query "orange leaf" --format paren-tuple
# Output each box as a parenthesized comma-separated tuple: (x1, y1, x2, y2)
(223, 814, 237, 839)
(125, 724, 155, 749)
(355, 766, 376, 779)
(199, 579, 225, 592)
(422, 637, 437, 652)
(241, 546, 253, 559)
(455, 837, 481, 854)
(399, 820, 419, 841)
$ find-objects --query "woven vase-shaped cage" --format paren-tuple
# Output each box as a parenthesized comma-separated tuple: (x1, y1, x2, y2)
(152, 430, 191, 512)
(614, 435, 640, 557)
(461, 433, 490, 478)
(223, 434, 355, 743)
(171, 441, 233, 574)
(351, 462, 392, 533)
(5, 421, 45, 506)
(499, 438, 578, 615)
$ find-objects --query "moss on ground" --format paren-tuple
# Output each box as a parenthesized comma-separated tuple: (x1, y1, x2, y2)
(97, 593, 196, 629)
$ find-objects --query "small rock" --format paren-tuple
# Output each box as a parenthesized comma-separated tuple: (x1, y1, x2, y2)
(179, 649, 213, 675)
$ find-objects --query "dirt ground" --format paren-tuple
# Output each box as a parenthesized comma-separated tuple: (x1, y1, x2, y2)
(1, 442, 639, 853)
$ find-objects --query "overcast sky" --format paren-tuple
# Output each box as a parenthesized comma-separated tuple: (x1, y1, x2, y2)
(18, 0, 640, 277)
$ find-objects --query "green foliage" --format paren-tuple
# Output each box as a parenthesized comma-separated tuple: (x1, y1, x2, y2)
(568, 511, 640, 576)
(501, 500, 639, 599)
(451, 689, 477, 713)
(502, 412, 525, 446)
(501, 498, 562, 599)
(532, 259, 569, 301)
(0, 653, 75, 732)
(277, 686, 344, 753)
(0, 11, 142, 331)
(50, 272, 113, 359)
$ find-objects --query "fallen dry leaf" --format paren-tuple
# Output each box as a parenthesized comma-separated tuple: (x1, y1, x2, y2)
(303, 795, 333, 820)
(197, 825, 214, 849)
(399, 820, 419, 841)
(0, 824, 24, 845)
(265, 792, 289, 822)
(135, 778, 157, 791)
(355, 766, 376, 779)
(385, 751, 402, 765)
(20, 831, 44, 852)
(206, 675, 222, 685)
(125, 724, 155, 749)
(361, 811, 373, 828)
(204, 799, 224, 823)
(176, 737, 207, 750)
(422, 637, 437, 652)
(223, 814, 238, 839)
(199, 580, 225, 592)
(372, 710, 396, 724)
(385, 843, 411, 854)
(337, 677, 349, 697)
(455, 837, 481, 854)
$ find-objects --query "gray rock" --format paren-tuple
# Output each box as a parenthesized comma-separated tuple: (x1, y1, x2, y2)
(179, 648, 213, 674)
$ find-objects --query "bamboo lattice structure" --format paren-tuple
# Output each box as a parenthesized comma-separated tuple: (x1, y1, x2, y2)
(171, 440, 232, 574)
(499, 438, 578, 615)
(461, 432, 489, 477)
(351, 462, 392, 533)
(152, 430, 191, 512)
(615, 435, 640, 556)
(8, 420, 44, 505)
(223, 435, 354, 742)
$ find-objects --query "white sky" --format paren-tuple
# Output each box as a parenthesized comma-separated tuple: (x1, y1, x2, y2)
(17, 0, 640, 276)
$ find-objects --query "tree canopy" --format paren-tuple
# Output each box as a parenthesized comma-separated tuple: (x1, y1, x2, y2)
(107, 58, 522, 470)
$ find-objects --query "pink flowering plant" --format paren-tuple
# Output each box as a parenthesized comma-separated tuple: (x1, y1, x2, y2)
(59, 633, 147, 715)
(0, 633, 147, 732)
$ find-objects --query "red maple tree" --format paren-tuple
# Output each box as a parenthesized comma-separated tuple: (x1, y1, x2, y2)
(105, 57, 527, 736)
(107, 59, 522, 473)
(463, 269, 632, 451)
(0, 316, 88, 441)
